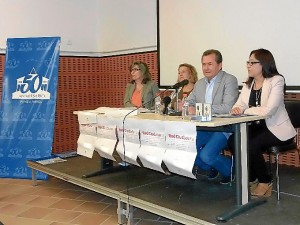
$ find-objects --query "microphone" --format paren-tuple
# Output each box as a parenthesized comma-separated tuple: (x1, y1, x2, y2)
(162, 96, 171, 115)
(120, 86, 174, 176)
(140, 87, 172, 110)
(171, 79, 189, 89)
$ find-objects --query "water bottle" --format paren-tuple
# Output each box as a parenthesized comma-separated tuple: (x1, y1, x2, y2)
(155, 96, 161, 114)
(182, 94, 189, 119)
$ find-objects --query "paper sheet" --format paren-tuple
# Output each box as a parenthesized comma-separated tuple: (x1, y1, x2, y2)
(163, 120, 197, 178)
(77, 134, 97, 158)
(94, 115, 118, 161)
(138, 119, 166, 173)
(116, 117, 141, 166)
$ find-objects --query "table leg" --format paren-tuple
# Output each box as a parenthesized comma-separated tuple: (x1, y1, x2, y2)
(216, 123, 266, 222)
(117, 199, 133, 225)
(31, 168, 37, 186)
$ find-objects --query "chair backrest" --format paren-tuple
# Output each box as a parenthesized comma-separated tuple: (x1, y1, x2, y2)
(285, 100, 300, 128)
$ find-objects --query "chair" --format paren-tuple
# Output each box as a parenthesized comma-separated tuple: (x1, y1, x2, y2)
(267, 100, 300, 200)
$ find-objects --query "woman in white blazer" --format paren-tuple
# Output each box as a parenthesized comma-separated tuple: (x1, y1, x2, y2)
(231, 49, 296, 197)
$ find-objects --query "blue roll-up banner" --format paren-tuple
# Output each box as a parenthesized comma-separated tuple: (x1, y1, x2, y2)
(0, 37, 61, 179)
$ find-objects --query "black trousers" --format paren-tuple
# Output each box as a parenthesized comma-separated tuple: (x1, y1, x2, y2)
(227, 121, 294, 183)
(248, 121, 293, 183)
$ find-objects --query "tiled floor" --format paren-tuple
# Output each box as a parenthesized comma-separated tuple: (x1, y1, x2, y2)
(0, 177, 182, 225)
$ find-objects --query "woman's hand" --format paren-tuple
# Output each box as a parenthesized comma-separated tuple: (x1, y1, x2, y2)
(231, 107, 242, 115)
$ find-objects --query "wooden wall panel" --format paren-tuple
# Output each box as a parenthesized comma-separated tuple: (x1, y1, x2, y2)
(54, 52, 158, 154)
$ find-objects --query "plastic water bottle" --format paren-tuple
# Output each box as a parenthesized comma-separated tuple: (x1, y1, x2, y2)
(155, 96, 161, 114)
(182, 94, 189, 119)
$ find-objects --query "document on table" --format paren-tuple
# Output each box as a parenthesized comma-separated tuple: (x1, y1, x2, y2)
(212, 114, 254, 118)
(36, 157, 66, 165)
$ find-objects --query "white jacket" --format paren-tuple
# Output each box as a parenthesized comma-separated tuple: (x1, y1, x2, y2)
(232, 75, 296, 141)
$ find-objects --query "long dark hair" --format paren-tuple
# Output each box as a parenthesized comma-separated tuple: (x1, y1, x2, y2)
(245, 48, 285, 92)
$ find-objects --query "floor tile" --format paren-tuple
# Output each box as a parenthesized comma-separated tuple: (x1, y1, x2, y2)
(0, 215, 53, 225)
(0, 203, 31, 216)
(52, 189, 86, 200)
(0, 177, 176, 225)
(99, 216, 118, 225)
(49, 222, 79, 225)
(49, 199, 85, 210)
(43, 209, 82, 223)
(73, 201, 109, 213)
(1, 193, 38, 204)
(76, 191, 107, 202)
(99, 204, 118, 215)
(18, 206, 55, 219)
(30, 187, 65, 197)
(27, 196, 61, 207)
(70, 212, 110, 225)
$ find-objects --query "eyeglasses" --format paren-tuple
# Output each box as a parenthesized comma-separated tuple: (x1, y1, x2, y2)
(131, 68, 141, 72)
(246, 61, 260, 66)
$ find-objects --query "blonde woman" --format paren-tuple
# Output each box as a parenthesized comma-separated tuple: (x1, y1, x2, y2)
(171, 63, 198, 110)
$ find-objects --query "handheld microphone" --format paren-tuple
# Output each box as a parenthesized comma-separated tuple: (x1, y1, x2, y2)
(171, 79, 189, 89)
(162, 96, 171, 115)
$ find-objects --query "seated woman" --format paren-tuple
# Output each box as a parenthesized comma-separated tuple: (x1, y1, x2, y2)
(231, 48, 296, 197)
(170, 63, 198, 111)
(124, 61, 160, 109)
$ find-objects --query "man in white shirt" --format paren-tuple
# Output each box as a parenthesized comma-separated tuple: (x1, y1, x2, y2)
(188, 49, 239, 184)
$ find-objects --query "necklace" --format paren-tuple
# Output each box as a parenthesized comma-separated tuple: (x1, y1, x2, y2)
(255, 88, 262, 106)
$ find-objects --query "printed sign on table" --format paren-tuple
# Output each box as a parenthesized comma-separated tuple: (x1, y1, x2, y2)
(116, 117, 141, 166)
(138, 119, 166, 173)
(163, 120, 197, 179)
(94, 115, 118, 161)
(76, 111, 98, 158)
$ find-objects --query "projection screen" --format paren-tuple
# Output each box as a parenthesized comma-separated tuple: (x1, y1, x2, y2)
(158, 0, 300, 90)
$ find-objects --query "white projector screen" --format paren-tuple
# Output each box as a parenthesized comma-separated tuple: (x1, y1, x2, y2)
(158, 0, 300, 90)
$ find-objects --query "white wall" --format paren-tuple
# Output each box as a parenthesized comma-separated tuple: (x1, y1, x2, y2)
(159, 0, 300, 88)
(4, 1, 298, 88)
(0, 0, 157, 56)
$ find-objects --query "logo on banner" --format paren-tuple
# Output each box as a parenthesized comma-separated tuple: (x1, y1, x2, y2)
(0, 111, 9, 121)
(0, 129, 14, 140)
(12, 67, 50, 100)
(0, 165, 9, 177)
(8, 147, 23, 158)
